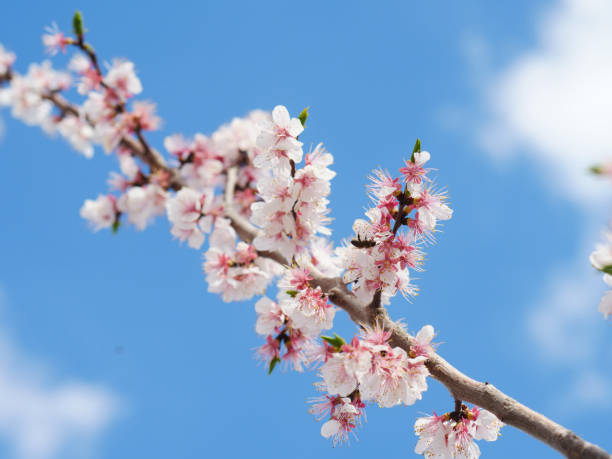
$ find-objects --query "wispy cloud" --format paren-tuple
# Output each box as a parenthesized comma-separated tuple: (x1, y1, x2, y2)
(478, 0, 612, 205)
(471, 0, 612, 412)
(0, 287, 119, 459)
(526, 269, 603, 362)
(562, 370, 612, 413)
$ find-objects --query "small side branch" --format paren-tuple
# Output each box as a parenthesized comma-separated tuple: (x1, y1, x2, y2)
(4, 67, 609, 458)
(220, 198, 611, 459)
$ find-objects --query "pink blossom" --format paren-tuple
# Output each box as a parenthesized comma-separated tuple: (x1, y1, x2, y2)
(414, 187, 453, 233)
(42, 23, 71, 55)
(254, 105, 303, 172)
(319, 397, 364, 446)
(251, 141, 334, 259)
(367, 168, 401, 202)
(448, 422, 481, 459)
(56, 115, 95, 157)
(321, 353, 360, 397)
(411, 325, 435, 358)
(69, 54, 102, 94)
(212, 110, 270, 166)
(310, 392, 366, 446)
(359, 347, 428, 407)
(164, 134, 191, 159)
(590, 230, 612, 319)
(126, 101, 160, 132)
(80, 195, 117, 231)
(280, 286, 335, 337)
(360, 322, 392, 346)
(414, 413, 453, 458)
(254, 297, 284, 336)
(295, 143, 335, 201)
(166, 187, 214, 249)
(117, 185, 166, 230)
(203, 219, 273, 302)
(0, 44, 16, 75)
(590, 231, 612, 270)
(3, 62, 70, 127)
(104, 60, 142, 99)
(296, 236, 342, 277)
(469, 407, 503, 442)
(256, 335, 280, 363)
(278, 267, 312, 292)
(399, 150, 431, 193)
(414, 406, 503, 458)
(164, 132, 225, 189)
(320, 339, 371, 397)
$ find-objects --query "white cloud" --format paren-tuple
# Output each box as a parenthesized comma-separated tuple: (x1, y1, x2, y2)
(473, 0, 612, 412)
(479, 0, 612, 204)
(523, 224, 612, 414)
(563, 370, 612, 412)
(0, 288, 119, 459)
(527, 269, 603, 362)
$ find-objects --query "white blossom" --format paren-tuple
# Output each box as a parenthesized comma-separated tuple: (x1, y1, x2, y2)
(166, 187, 214, 249)
(56, 115, 95, 158)
(104, 60, 142, 98)
(80, 195, 116, 231)
(0, 44, 16, 75)
(254, 105, 303, 172)
(117, 185, 166, 230)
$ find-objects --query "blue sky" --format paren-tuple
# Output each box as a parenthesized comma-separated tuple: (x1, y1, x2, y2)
(1, 1, 611, 458)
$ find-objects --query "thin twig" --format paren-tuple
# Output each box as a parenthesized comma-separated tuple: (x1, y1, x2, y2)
(2, 67, 609, 458)
(221, 170, 611, 459)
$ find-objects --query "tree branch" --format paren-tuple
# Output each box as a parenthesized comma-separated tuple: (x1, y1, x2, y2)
(221, 166, 611, 459)
(4, 66, 609, 456)
(223, 167, 288, 266)
(43, 91, 182, 190)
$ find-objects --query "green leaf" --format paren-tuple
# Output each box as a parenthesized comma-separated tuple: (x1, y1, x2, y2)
(410, 138, 421, 162)
(111, 220, 121, 234)
(298, 107, 309, 127)
(590, 165, 604, 175)
(72, 11, 85, 38)
(268, 357, 280, 374)
(286, 290, 298, 298)
(321, 333, 345, 350)
(601, 265, 612, 275)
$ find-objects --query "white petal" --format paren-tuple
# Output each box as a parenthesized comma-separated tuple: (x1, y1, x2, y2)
(321, 419, 341, 438)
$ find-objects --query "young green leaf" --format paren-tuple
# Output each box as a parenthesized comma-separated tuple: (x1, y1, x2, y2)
(321, 333, 345, 350)
(268, 357, 280, 374)
(410, 138, 421, 162)
(73, 11, 85, 38)
(298, 107, 309, 127)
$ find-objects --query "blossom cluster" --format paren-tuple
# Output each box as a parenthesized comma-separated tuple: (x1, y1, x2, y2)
(251, 106, 335, 260)
(203, 218, 278, 302)
(0, 44, 16, 76)
(164, 110, 269, 193)
(255, 268, 336, 372)
(338, 146, 452, 305)
(590, 230, 612, 319)
(310, 324, 434, 444)
(414, 404, 503, 458)
(0, 14, 480, 458)
(310, 393, 365, 446)
(1, 60, 70, 133)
